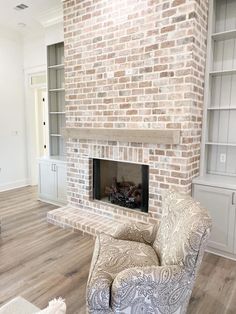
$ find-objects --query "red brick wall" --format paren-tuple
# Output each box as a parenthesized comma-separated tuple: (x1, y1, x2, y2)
(63, 0, 208, 221)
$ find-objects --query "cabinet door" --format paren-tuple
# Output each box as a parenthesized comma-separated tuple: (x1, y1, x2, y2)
(38, 161, 57, 201)
(193, 185, 235, 254)
(56, 163, 67, 204)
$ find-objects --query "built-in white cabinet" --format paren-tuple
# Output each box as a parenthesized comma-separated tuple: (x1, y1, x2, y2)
(193, 184, 236, 257)
(38, 41, 67, 205)
(38, 158, 67, 206)
(193, 0, 236, 260)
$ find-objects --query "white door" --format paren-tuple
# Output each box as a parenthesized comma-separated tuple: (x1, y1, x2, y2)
(56, 163, 67, 204)
(193, 184, 235, 254)
(38, 160, 57, 201)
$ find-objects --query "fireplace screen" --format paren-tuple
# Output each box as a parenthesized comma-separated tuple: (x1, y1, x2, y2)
(93, 159, 149, 213)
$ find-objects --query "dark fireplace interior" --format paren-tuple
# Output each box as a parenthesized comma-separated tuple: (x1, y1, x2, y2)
(93, 159, 149, 213)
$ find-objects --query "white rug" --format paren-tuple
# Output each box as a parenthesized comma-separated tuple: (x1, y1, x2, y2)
(0, 296, 40, 314)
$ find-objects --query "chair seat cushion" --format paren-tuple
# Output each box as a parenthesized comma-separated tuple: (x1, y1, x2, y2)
(87, 233, 159, 310)
(87, 233, 159, 311)
(98, 233, 159, 273)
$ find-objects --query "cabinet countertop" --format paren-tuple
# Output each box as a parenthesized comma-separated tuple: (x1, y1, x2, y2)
(193, 174, 236, 190)
(38, 156, 66, 163)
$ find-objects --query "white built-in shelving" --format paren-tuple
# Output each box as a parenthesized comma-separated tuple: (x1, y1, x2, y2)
(49, 88, 65, 92)
(212, 29, 236, 41)
(47, 42, 65, 157)
(38, 41, 67, 206)
(49, 112, 66, 114)
(209, 69, 236, 76)
(48, 64, 64, 70)
(207, 107, 236, 110)
(200, 0, 236, 178)
(193, 0, 236, 260)
(206, 142, 236, 147)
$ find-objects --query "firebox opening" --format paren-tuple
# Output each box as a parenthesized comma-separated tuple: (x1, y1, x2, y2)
(93, 159, 149, 213)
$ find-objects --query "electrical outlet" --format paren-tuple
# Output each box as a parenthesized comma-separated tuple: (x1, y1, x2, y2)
(220, 153, 226, 163)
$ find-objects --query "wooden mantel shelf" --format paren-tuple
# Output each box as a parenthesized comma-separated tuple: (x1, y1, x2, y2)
(62, 128, 180, 145)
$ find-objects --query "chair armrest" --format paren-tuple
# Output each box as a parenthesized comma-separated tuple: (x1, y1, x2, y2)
(111, 265, 191, 313)
(112, 222, 158, 244)
(86, 235, 113, 312)
(87, 272, 112, 311)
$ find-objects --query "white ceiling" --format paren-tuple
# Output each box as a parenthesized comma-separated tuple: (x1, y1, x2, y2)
(0, 0, 63, 36)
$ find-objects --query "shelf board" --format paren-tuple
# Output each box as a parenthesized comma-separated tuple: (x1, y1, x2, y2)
(50, 134, 62, 137)
(209, 69, 236, 76)
(207, 106, 236, 110)
(48, 64, 64, 70)
(212, 29, 236, 41)
(206, 142, 236, 147)
(49, 112, 65, 114)
(49, 88, 65, 92)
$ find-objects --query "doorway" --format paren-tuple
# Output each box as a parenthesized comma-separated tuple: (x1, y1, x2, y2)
(25, 70, 48, 185)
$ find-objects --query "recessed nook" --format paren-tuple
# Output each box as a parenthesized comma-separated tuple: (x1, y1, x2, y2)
(93, 159, 149, 213)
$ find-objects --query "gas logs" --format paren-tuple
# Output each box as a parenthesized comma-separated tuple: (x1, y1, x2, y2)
(105, 177, 142, 209)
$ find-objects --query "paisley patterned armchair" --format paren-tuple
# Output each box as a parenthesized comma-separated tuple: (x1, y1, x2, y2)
(86, 189, 212, 314)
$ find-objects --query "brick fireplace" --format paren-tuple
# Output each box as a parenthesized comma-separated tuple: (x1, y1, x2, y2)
(48, 0, 209, 235)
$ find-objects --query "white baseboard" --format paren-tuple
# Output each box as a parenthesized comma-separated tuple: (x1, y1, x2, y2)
(0, 178, 30, 192)
(206, 247, 236, 261)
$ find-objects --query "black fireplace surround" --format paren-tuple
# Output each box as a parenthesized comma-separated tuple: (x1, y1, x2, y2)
(93, 159, 149, 213)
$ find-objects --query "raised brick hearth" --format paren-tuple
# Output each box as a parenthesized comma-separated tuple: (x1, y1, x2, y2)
(48, 0, 209, 235)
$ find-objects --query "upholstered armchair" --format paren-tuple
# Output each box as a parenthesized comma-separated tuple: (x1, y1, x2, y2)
(87, 189, 212, 314)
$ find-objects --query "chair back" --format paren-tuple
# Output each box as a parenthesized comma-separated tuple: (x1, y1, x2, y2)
(153, 189, 212, 273)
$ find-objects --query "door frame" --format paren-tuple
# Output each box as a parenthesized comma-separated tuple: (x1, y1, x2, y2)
(24, 65, 47, 185)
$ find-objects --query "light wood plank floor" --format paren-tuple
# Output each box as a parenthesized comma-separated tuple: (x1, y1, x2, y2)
(0, 186, 94, 314)
(0, 186, 235, 314)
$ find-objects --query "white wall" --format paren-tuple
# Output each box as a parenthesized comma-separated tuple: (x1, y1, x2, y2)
(23, 21, 64, 71)
(23, 35, 46, 69)
(45, 22, 64, 46)
(0, 22, 64, 191)
(0, 30, 28, 191)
